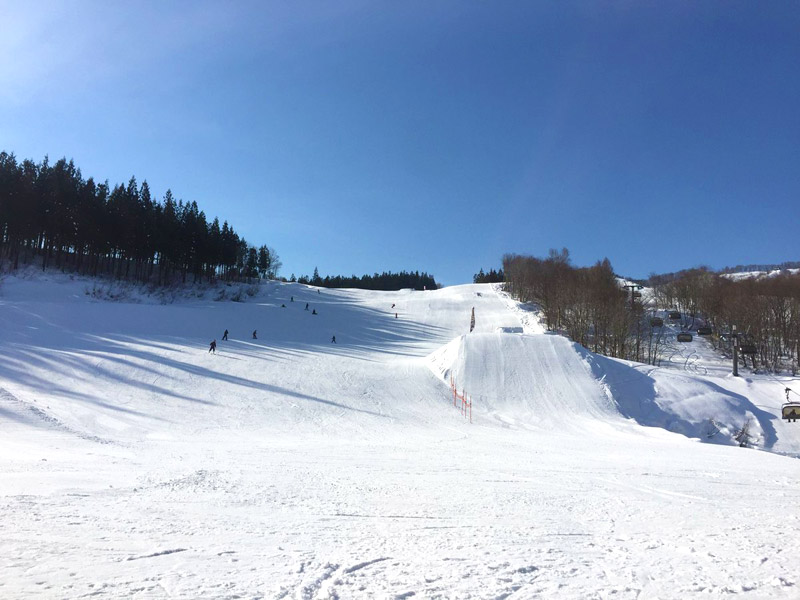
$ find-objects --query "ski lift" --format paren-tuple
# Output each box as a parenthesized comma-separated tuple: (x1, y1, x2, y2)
(677, 332, 693, 342)
(782, 403, 800, 422)
(697, 327, 713, 336)
(633, 291, 642, 298)
(650, 317, 664, 327)
(783, 388, 799, 423)
(668, 311, 681, 320)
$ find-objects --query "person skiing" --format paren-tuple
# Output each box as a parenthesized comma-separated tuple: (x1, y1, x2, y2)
(222, 329, 228, 341)
(291, 296, 294, 302)
(252, 330, 257, 339)
(305, 303, 309, 311)
(331, 335, 336, 343)
(312, 309, 317, 315)
(391, 303, 395, 309)
(209, 339, 217, 353)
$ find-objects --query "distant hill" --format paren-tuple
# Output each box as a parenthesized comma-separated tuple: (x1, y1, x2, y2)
(642, 261, 800, 286)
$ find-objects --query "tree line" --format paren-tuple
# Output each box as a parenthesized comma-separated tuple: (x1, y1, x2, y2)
(473, 267, 504, 284)
(0, 152, 280, 284)
(650, 268, 800, 373)
(503, 249, 800, 373)
(289, 268, 438, 291)
(503, 249, 645, 360)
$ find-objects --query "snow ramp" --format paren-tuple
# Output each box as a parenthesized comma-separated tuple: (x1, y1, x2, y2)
(428, 332, 621, 429)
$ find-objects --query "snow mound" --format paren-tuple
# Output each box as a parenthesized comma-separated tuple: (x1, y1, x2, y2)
(584, 351, 794, 452)
(428, 332, 620, 429)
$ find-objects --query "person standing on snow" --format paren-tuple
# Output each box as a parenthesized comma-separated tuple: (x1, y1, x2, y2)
(222, 329, 228, 341)
(209, 339, 217, 353)
(252, 330, 257, 339)
(331, 335, 336, 343)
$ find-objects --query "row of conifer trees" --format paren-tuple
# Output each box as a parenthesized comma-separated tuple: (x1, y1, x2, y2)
(291, 268, 438, 291)
(0, 152, 279, 284)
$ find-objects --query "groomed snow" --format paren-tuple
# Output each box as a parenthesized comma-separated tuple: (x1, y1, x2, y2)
(1, 273, 799, 598)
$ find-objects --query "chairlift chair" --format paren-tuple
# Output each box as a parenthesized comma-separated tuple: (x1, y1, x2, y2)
(650, 317, 664, 327)
(697, 327, 713, 336)
(677, 332, 693, 342)
(782, 403, 800, 423)
(668, 311, 681, 320)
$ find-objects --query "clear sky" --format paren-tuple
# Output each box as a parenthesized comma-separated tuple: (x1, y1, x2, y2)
(1, 1, 798, 285)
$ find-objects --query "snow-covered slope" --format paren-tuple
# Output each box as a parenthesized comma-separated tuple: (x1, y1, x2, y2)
(429, 333, 619, 429)
(1, 273, 799, 599)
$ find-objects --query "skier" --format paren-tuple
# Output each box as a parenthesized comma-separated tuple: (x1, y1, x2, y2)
(395, 313, 398, 319)
(281, 304, 286, 308)
(391, 303, 395, 309)
(305, 303, 309, 311)
(209, 339, 217, 354)
(312, 309, 317, 315)
(291, 296, 294, 302)
(252, 330, 257, 339)
(331, 335, 336, 343)
(222, 329, 228, 341)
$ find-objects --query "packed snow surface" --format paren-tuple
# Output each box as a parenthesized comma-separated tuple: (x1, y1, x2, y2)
(1, 273, 799, 599)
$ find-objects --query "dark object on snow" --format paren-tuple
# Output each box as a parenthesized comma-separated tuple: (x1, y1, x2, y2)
(305, 303, 309, 310)
(668, 311, 681, 320)
(739, 343, 757, 355)
(395, 313, 398, 319)
(697, 327, 713, 336)
(209, 340, 217, 353)
(470, 307, 475, 333)
(677, 332, 693, 342)
(650, 317, 664, 327)
(252, 330, 257, 339)
(331, 335, 336, 343)
(291, 296, 294, 302)
(312, 309, 317, 315)
(391, 303, 395, 309)
(222, 329, 228, 341)
(281, 304, 286, 308)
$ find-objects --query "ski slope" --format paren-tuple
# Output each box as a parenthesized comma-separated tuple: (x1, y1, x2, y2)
(1, 272, 799, 599)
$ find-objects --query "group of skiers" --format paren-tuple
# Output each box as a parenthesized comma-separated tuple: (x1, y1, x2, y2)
(208, 295, 330, 353)
(209, 328, 256, 352)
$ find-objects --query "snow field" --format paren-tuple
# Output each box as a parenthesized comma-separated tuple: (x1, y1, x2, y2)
(1, 273, 799, 598)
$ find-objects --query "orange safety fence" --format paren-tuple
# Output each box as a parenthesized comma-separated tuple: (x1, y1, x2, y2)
(449, 374, 472, 423)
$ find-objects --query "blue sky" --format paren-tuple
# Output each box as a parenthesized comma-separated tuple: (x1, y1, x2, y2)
(1, 1, 798, 285)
